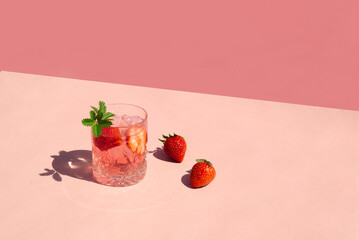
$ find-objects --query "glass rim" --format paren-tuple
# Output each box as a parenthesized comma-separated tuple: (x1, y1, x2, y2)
(107, 103, 148, 127)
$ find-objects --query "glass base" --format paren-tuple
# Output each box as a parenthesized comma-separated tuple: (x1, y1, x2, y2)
(93, 160, 147, 187)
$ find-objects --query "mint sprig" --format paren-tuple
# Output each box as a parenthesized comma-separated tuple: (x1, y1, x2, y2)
(82, 101, 115, 137)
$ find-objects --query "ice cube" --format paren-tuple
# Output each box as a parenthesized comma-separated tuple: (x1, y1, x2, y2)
(120, 115, 144, 126)
(111, 115, 123, 127)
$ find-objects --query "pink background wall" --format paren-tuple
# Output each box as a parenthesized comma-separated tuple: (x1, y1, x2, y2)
(1, 0, 358, 110)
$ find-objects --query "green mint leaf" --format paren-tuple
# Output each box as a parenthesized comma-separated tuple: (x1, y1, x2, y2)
(82, 118, 95, 126)
(91, 106, 99, 114)
(97, 112, 103, 121)
(83, 101, 114, 134)
(98, 119, 112, 127)
(99, 101, 106, 114)
(90, 111, 96, 120)
(98, 119, 112, 124)
(92, 124, 101, 137)
(102, 112, 115, 120)
(98, 121, 112, 128)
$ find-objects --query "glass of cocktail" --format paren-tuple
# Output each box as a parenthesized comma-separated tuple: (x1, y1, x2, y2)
(91, 103, 148, 187)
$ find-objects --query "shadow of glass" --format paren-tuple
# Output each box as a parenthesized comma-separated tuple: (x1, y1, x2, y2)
(148, 147, 178, 163)
(39, 150, 96, 183)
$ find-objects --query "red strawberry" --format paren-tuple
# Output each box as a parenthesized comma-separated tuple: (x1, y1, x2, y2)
(93, 127, 122, 151)
(159, 134, 187, 163)
(126, 126, 147, 155)
(190, 159, 216, 188)
(101, 127, 122, 137)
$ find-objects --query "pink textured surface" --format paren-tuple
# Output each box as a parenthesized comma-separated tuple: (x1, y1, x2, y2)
(1, 71, 359, 240)
(1, 1, 359, 110)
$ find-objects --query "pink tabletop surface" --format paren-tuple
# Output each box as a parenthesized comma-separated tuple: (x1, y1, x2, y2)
(1, 71, 359, 240)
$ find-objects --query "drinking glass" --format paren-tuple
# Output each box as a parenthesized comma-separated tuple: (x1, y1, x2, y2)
(91, 103, 148, 187)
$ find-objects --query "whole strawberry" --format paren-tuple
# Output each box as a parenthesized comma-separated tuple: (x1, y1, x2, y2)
(190, 159, 216, 188)
(159, 133, 187, 163)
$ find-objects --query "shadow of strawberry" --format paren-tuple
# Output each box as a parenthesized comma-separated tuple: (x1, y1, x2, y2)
(181, 170, 194, 189)
(148, 147, 178, 163)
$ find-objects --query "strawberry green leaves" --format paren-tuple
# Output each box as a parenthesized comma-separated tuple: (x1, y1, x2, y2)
(196, 159, 213, 167)
(82, 101, 115, 137)
(158, 133, 184, 142)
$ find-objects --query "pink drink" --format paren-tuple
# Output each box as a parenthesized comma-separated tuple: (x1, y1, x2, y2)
(91, 104, 148, 187)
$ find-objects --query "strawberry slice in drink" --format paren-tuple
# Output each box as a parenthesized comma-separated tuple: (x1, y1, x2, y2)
(93, 127, 122, 151)
(126, 126, 147, 155)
